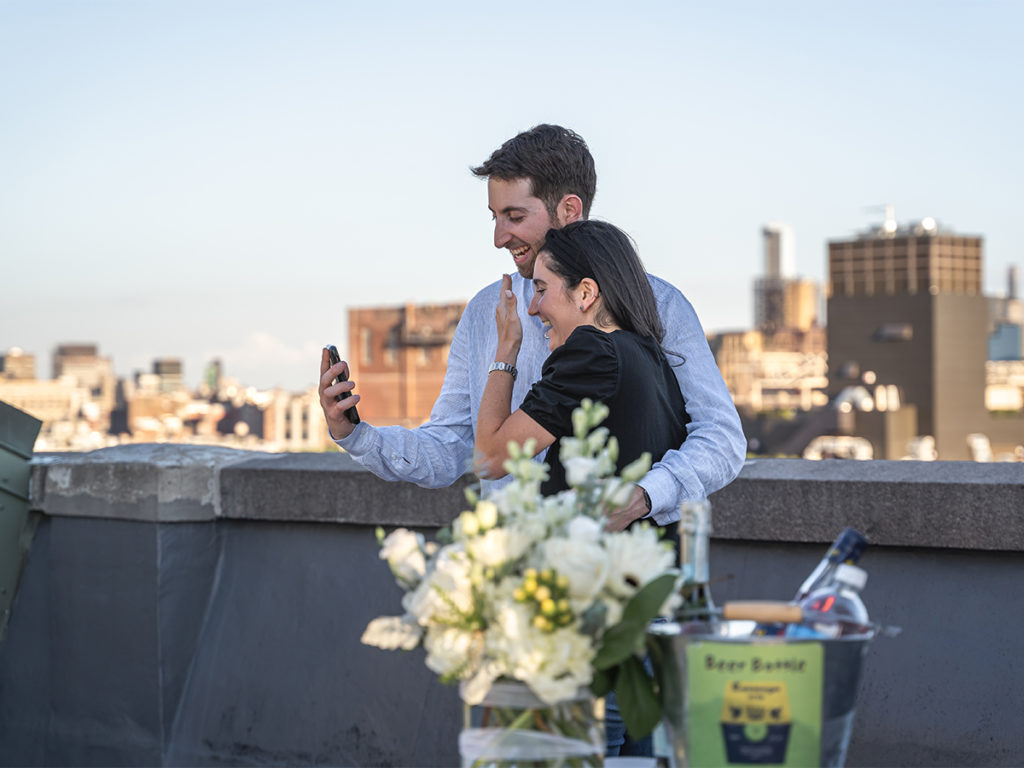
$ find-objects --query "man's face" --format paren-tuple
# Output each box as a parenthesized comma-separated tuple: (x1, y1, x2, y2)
(487, 177, 559, 279)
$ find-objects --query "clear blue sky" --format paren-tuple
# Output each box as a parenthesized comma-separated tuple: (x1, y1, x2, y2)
(2, 0, 1021, 391)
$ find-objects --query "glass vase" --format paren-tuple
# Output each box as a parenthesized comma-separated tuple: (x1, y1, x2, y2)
(459, 679, 604, 768)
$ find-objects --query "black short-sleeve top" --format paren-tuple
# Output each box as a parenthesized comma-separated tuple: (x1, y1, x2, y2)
(519, 325, 690, 499)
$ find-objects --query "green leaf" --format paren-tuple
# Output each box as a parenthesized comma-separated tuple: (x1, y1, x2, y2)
(593, 620, 645, 670)
(621, 572, 677, 626)
(590, 666, 615, 698)
(593, 573, 678, 670)
(615, 655, 662, 739)
(647, 633, 685, 725)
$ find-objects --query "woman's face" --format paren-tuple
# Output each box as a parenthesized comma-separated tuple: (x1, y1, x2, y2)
(528, 253, 581, 351)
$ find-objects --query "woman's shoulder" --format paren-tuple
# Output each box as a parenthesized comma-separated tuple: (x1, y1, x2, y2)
(560, 325, 618, 359)
(541, 326, 619, 387)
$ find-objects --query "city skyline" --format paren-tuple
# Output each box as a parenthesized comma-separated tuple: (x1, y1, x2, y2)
(3, 1, 1022, 391)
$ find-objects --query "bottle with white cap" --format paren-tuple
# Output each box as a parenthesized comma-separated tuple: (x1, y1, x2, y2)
(786, 563, 870, 638)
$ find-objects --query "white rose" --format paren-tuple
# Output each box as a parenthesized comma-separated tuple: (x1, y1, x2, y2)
(519, 627, 595, 705)
(361, 615, 423, 650)
(424, 626, 481, 679)
(403, 546, 474, 623)
(603, 524, 675, 599)
(566, 515, 602, 543)
(460, 662, 502, 706)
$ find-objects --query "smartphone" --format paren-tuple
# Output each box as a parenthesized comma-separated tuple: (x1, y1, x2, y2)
(326, 345, 360, 425)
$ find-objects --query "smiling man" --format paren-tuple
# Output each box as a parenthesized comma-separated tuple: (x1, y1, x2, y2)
(321, 124, 743, 530)
(319, 123, 746, 757)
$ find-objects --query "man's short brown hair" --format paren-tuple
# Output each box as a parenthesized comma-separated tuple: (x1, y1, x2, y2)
(471, 124, 597, 219)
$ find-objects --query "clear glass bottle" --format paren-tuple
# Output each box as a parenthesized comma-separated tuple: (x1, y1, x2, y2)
(794, 527, 869, 601)
(787, 563, 870, 638)
(676, 499, 715, 623)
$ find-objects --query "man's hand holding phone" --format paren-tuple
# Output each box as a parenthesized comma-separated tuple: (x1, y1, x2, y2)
(319, 345, 361, 440)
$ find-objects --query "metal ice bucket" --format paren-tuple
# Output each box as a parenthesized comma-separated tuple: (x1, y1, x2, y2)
(648, 620, 875, 768)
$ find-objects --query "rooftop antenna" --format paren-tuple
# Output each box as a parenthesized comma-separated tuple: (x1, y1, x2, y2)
(863, 204, 897, 235)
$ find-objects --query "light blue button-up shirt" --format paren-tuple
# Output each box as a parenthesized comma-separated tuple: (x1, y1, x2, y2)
(336, 272, 746, 526)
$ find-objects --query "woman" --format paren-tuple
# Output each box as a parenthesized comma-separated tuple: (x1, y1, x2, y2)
(474, 219, 689, 503)
(475, 219, 688, 758)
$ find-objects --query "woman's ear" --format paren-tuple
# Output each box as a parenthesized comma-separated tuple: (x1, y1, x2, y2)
(556, 194, 584, 226)
(578, 277, 601, 312)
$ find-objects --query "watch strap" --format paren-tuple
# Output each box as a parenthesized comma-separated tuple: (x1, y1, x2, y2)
(488, 361, 518, 380)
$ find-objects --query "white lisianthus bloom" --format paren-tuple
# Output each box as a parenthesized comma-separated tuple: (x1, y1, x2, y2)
(564, 456, 600, 487)
(543, 537, 608, 608)
(379, 529, 427, 586)
(475, 500, 499, 530)
(559, 436, 583, 460)
(424, 626, 482, 679)
(457, 510, 480, 538)
(604, 478, 636, 508)
(467, 526, 532, 568)
(585, 427, 610, 455)
(604, 524, 675, 599)
(361, 615, 423, 650)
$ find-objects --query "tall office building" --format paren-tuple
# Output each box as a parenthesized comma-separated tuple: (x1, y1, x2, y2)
(827, 215, 988, 459)
(153, 358, 185, 393)
(348, 301, 466, 427)
(763, 222, 796, 278)
(755, 224, 820, 333)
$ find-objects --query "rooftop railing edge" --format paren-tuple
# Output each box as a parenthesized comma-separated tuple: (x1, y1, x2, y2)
(28, 445, 1024, 551)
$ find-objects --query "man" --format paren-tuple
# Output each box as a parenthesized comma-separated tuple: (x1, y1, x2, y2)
(320, 124, 745, 532)
(321, 124, 745, 756)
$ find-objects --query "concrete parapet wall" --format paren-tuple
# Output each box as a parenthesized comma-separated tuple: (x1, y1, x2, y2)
(1, 445, 1021, 767)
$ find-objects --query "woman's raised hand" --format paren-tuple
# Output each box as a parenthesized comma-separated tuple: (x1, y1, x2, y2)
(494, 273, 523, 360)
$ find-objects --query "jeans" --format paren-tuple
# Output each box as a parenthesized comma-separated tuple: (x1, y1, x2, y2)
(604, 690, 654, 757)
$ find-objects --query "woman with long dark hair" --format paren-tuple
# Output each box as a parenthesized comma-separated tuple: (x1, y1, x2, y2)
(474, 219, 689, 499)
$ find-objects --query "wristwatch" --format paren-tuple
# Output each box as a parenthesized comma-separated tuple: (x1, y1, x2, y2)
(488, 361, 518, 380)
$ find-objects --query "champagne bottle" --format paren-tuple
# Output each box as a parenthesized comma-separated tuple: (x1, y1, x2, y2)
(676, 499, 715, 623)
(794, 527, 868, 601)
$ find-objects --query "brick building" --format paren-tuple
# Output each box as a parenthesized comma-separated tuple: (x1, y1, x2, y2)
(348, 302, 466, 427)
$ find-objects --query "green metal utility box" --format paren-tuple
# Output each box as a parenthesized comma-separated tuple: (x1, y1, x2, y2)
(0, 400, 42, 638)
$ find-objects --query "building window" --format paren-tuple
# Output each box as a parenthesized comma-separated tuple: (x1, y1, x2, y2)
(361, 328, 373, 365)
(873, 323, 913, 342)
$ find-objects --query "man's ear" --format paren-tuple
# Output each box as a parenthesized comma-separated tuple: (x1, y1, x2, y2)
(556, 194, 584, 225)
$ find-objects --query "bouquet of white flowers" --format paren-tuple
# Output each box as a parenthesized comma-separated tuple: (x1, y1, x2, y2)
(362, 400, 681, 760)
